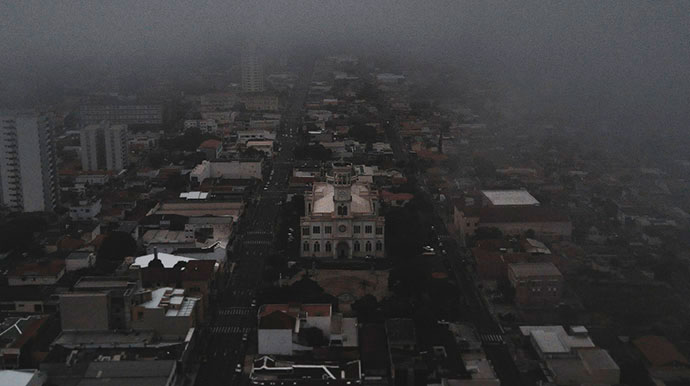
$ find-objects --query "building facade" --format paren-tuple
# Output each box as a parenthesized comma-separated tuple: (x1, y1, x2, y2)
(0, 112, 59, 212)
(80, 122, 128, 171)
(301, 163, 385, 259)
(241, 42, 264, 93)
(79, 104, 163, 125)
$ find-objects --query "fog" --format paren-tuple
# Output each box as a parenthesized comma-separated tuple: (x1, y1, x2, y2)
(1, 1, 689, 133)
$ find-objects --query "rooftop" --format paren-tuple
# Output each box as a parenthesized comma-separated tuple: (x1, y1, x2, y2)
(198, 139, 221, 149)
(509, 262, 562, 278)
(481, 190, 540, 206)
(633, 335, 690, 367)
(133, 253, 193, 269)
(520, 326, 595, 354)
(0, 369, 42, 386)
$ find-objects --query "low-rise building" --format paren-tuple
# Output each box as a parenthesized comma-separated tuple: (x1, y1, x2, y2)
(130, 287, 200, 340)
(508, 262, 563, 308)
(68, 198, 102, 220)
(7, 260, 65, 287)
(142, 230, 196, 254)
(237, 130, 276, 144)
(250, 356, 362, 386)
(245, 140, 274, 156)
(190, 160, 263, 185)
(64, 249, 96, 272)
(0, 369, 47, 386)
(257, 303, 357, 355)
(198, 139, 222, 160)
(519, 326, 619, 385)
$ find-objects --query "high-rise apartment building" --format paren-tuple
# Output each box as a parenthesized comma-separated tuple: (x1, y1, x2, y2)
(0, 111, 59, 212)
(79, 103, 163, 126)
(241, 42, 265, 93)
(80, 122, 128, 171)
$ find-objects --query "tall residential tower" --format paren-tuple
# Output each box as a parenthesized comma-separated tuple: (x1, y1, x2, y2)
(80, 122, 128, 171)
(241, 42, 265, 93)
(0, 111, 59, 212)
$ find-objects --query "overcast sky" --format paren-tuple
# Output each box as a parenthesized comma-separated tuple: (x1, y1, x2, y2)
(1, 1, 689, 130)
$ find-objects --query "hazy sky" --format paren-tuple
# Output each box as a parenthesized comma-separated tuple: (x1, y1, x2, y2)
(1, 1, 689, 130)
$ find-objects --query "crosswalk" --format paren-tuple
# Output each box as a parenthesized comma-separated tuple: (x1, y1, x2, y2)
(210, 326, 252, 334)
(478, 333, 505, 345)
(219, 307, 254, 316)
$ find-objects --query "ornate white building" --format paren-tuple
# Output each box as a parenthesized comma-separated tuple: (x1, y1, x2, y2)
(300, 162, 385, 259)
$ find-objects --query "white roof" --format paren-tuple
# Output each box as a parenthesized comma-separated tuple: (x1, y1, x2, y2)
(520, 326, 595, 353)
(138, 287, 198, 317)
(482, 190, 540, 206)
(0, 370, 38, 386)
(532, 330, 570, 354)
(179, 191, 209, 200)
(132, 253, 193, 269)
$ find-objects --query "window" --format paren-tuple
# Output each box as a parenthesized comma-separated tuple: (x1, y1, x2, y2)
(314, 242, 320, 252)
(302, 227, 310, 236)
(365, 225, 373, 234)
(376, 241, 383, 251)
(303, 242, 310, 252)
(337, 205, 348, 216)
(325, 226, 332, 234)
(376, 227, 383, 235)
(354, 241, 361, 252)
(325, 242, 332, 252)
(353, 225, 361, 234)
(365, 241, 372, 252)
(313, 226, 320, 234)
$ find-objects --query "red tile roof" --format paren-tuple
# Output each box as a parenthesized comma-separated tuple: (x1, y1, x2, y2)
(633, 336, 690, 367)
(259, 311, 296, 330)
(199, 139, 221, 149)
(9, 259, 65, 277)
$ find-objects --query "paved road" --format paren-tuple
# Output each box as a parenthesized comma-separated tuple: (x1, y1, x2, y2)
(383, 104, 525, 386)
(191, 60, 313, 386)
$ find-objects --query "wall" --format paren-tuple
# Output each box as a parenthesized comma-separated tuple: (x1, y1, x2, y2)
(484, 221, 572, 240)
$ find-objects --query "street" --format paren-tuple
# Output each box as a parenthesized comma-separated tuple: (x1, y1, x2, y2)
(190, 59, 313, 386)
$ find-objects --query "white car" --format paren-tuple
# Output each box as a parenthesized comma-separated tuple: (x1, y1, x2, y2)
(423, 246, 435, 252)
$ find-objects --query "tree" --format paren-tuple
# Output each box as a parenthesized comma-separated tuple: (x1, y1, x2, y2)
(0, 214, 48, 253)
(352, 294, 381, 323)
(299, 327, 327, 347)
(348, 124, 377, 143)
(472, 156, 496, 178)
(97, 232, 138, 263)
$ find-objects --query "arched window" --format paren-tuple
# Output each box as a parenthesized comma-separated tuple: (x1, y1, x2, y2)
(314, 242, 320, 252)
(325, 242, 332, 252)
(342, 205, 348, 215)
(303, 242, 310, 252)
(376, 241, 383, 251)
(354, 241, 360, 252)
(365, 241, 372, 252)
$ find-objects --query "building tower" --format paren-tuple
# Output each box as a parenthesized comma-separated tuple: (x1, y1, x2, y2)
(80, 122, 128, 171)
(332, 162, 353, 217)
(241, 42, 265, 93)
(0, 111, 59, 212)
